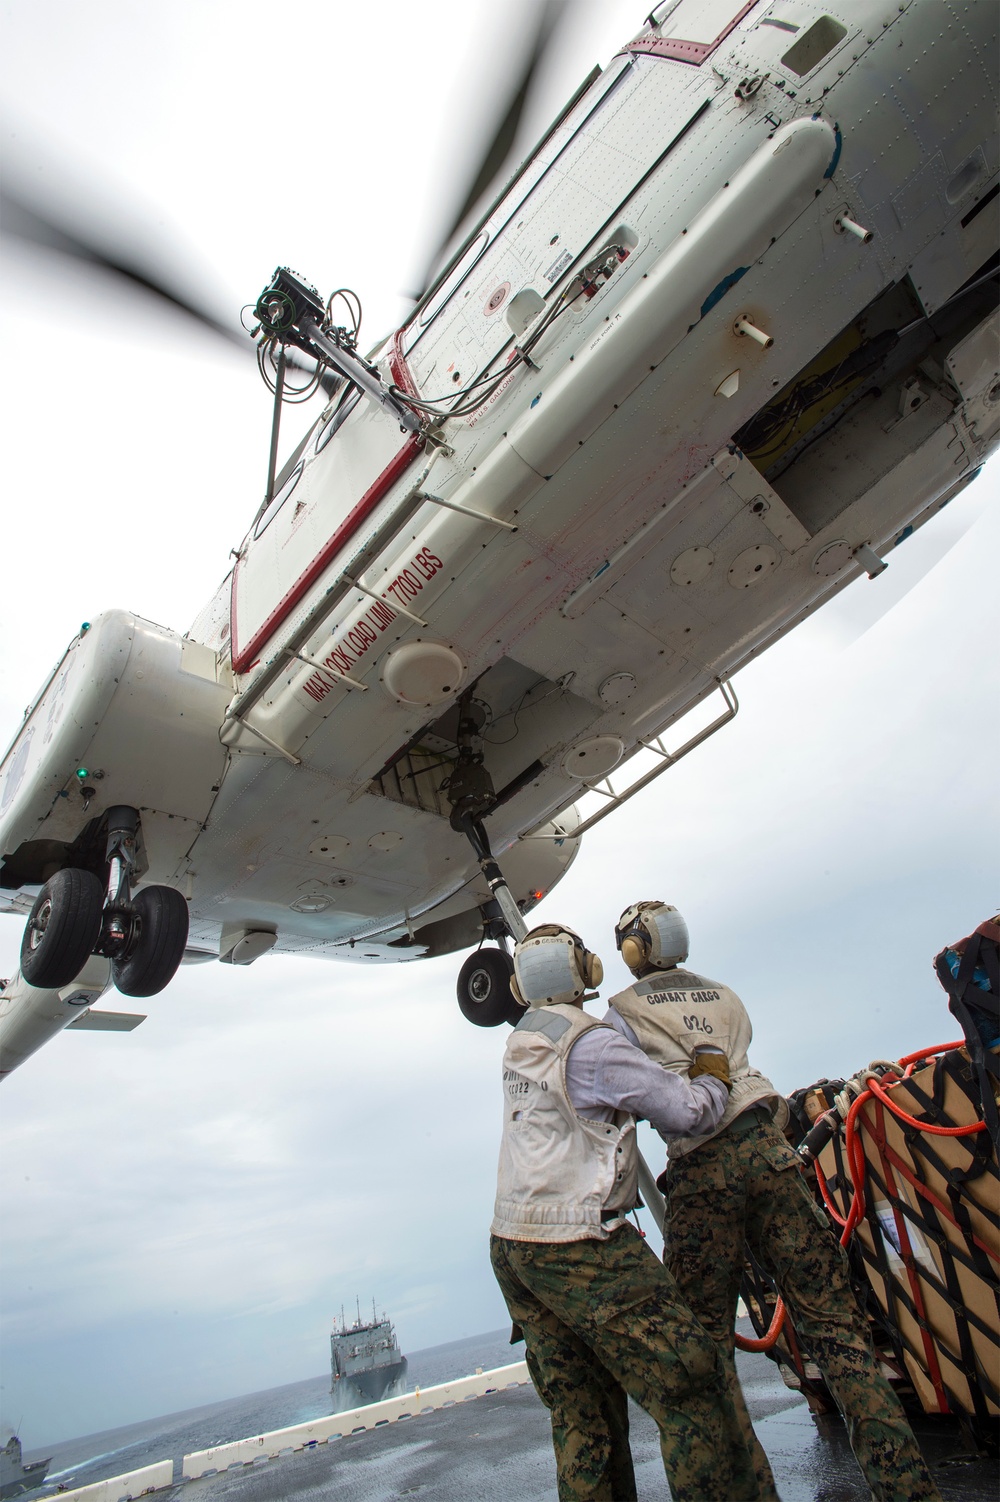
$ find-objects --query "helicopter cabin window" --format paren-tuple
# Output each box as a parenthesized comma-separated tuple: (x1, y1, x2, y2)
(418, 231, 490, 329)
(315, 385, 362, 454)
(253, 461, 303, 539)
(643, 0, 760, 61)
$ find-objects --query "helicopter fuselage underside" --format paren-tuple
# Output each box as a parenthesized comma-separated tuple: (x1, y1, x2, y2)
(1, 0, 997, 972)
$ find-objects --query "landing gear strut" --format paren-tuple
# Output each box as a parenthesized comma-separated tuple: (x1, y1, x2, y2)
(97, 807, 189, 998)
(455, 814, 529, 946)
(442, 698, 530, 1025)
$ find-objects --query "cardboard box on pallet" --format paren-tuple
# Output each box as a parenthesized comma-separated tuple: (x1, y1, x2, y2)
(817, 1049, 999, 1421)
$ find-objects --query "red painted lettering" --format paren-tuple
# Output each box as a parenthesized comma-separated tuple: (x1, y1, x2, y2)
(388, 568, 423, 603)
(325, 646, 354, 675)
(368, 599, 396, 631)
(346, 620, 378, 656)
(302, 673, 331, 703)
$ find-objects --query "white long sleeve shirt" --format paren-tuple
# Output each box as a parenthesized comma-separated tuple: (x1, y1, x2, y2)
(563, 1013, 728, 1137)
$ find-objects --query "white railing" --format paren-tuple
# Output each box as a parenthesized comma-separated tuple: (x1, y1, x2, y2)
(182, 1361, 530, 1478)
(42, 1460, 173, 1501)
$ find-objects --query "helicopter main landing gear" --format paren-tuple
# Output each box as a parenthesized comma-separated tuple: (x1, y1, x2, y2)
(20, 868, 105, 989)
(18, 806, 189, 998)
(452, 819, 527, 1026)
(443, 694, 531, 1028)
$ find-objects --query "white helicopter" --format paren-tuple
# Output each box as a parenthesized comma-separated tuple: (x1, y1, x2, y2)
(1, 0, 997, 1078)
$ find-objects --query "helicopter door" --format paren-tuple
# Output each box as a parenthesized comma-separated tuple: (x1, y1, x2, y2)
(229, 386, 422, 675)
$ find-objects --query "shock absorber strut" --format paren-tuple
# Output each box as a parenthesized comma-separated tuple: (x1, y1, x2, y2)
(456, 813, 529, 944)
(98, 806, 140, 959)
(443, 693, 529, 944)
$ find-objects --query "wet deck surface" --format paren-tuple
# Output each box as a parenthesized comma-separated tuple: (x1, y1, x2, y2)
(157, 1344, 996, 1502)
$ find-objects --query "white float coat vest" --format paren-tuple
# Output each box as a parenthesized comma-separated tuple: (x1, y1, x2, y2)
(609, 968, 788, 1160)
(491, 1003, 639, 1242)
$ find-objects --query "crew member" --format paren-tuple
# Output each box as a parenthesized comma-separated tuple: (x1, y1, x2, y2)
(489, 922, 760, 1502)
(608, 900, 942, 1502)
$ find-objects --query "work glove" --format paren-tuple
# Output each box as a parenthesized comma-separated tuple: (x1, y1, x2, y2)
(690, 1048, 732, 1091)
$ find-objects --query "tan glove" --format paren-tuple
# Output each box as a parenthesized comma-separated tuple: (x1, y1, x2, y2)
(690, 1048, 732, 1092)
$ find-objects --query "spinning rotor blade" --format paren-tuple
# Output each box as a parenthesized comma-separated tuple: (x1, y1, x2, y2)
(1, 186, 247, 349)
(409, 0, 570, 301)
(2, 183, 339, 393)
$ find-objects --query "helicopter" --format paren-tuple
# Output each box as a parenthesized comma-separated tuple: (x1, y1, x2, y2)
(1, 0, 997, 1078)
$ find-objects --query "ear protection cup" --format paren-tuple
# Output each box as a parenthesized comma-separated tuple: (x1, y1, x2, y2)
(510, 973, 526, 1006)
(584, 951, 604, 987)
(620, 932, 649, 973)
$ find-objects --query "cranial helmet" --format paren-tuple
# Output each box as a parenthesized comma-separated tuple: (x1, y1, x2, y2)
(615, 901, 689, 976)
(511, 924, 604, 1008)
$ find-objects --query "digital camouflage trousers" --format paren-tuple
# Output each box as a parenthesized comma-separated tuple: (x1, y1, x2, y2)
(663, 1114, 942, 1502)
(490, 1223, 760, 1502)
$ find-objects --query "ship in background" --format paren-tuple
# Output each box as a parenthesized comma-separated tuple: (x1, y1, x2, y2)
(330, 1303, 407, 1407)
(0, 1435, 50, 1500)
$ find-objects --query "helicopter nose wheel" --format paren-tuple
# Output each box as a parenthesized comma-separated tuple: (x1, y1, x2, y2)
(20, 868, 106, 988)
(457, 948, 522, 1027)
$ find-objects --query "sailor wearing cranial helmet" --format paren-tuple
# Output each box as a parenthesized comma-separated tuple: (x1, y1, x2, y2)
(489, 922, 760, 1502)
(607, 900, 942, 1502)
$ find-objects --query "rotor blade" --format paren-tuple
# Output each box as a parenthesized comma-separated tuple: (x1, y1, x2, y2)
(3, 187, 341, 397)
(410, 0, 570, 300)
(1, 187, 247, 348)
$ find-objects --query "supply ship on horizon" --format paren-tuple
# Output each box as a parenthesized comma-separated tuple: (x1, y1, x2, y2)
(330, 1303, 407, 1407)
(0, 1435, 50, 1500)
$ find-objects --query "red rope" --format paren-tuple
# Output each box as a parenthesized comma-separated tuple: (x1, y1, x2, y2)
(735, 1296, 786, 1352)
(833, 1050, 984, 1248)
(865, 1097, 951, 1410)
(877, 1134, 999, 1266)
(866, 1072, 986, 1136)
(898, 1041, 965, 1070)
(735, 1042, 984, 1364)
(840, 1092, 873, 1245)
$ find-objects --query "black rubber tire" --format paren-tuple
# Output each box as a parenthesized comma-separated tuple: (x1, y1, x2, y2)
(112, 885, 189, 998)
(20, 868, 106, 989)
(457, 949, 522, 1027)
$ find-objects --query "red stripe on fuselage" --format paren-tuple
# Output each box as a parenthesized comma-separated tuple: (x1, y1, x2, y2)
(230, 433, 425, 674)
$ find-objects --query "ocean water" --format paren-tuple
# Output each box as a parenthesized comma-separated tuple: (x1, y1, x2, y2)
(26, 1327, 516, 1495)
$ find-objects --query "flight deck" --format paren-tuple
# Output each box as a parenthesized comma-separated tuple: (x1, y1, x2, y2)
(47, 1333, 995, 1502)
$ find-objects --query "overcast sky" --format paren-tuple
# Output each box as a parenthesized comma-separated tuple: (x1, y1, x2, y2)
(0, 0, 997, 1452)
